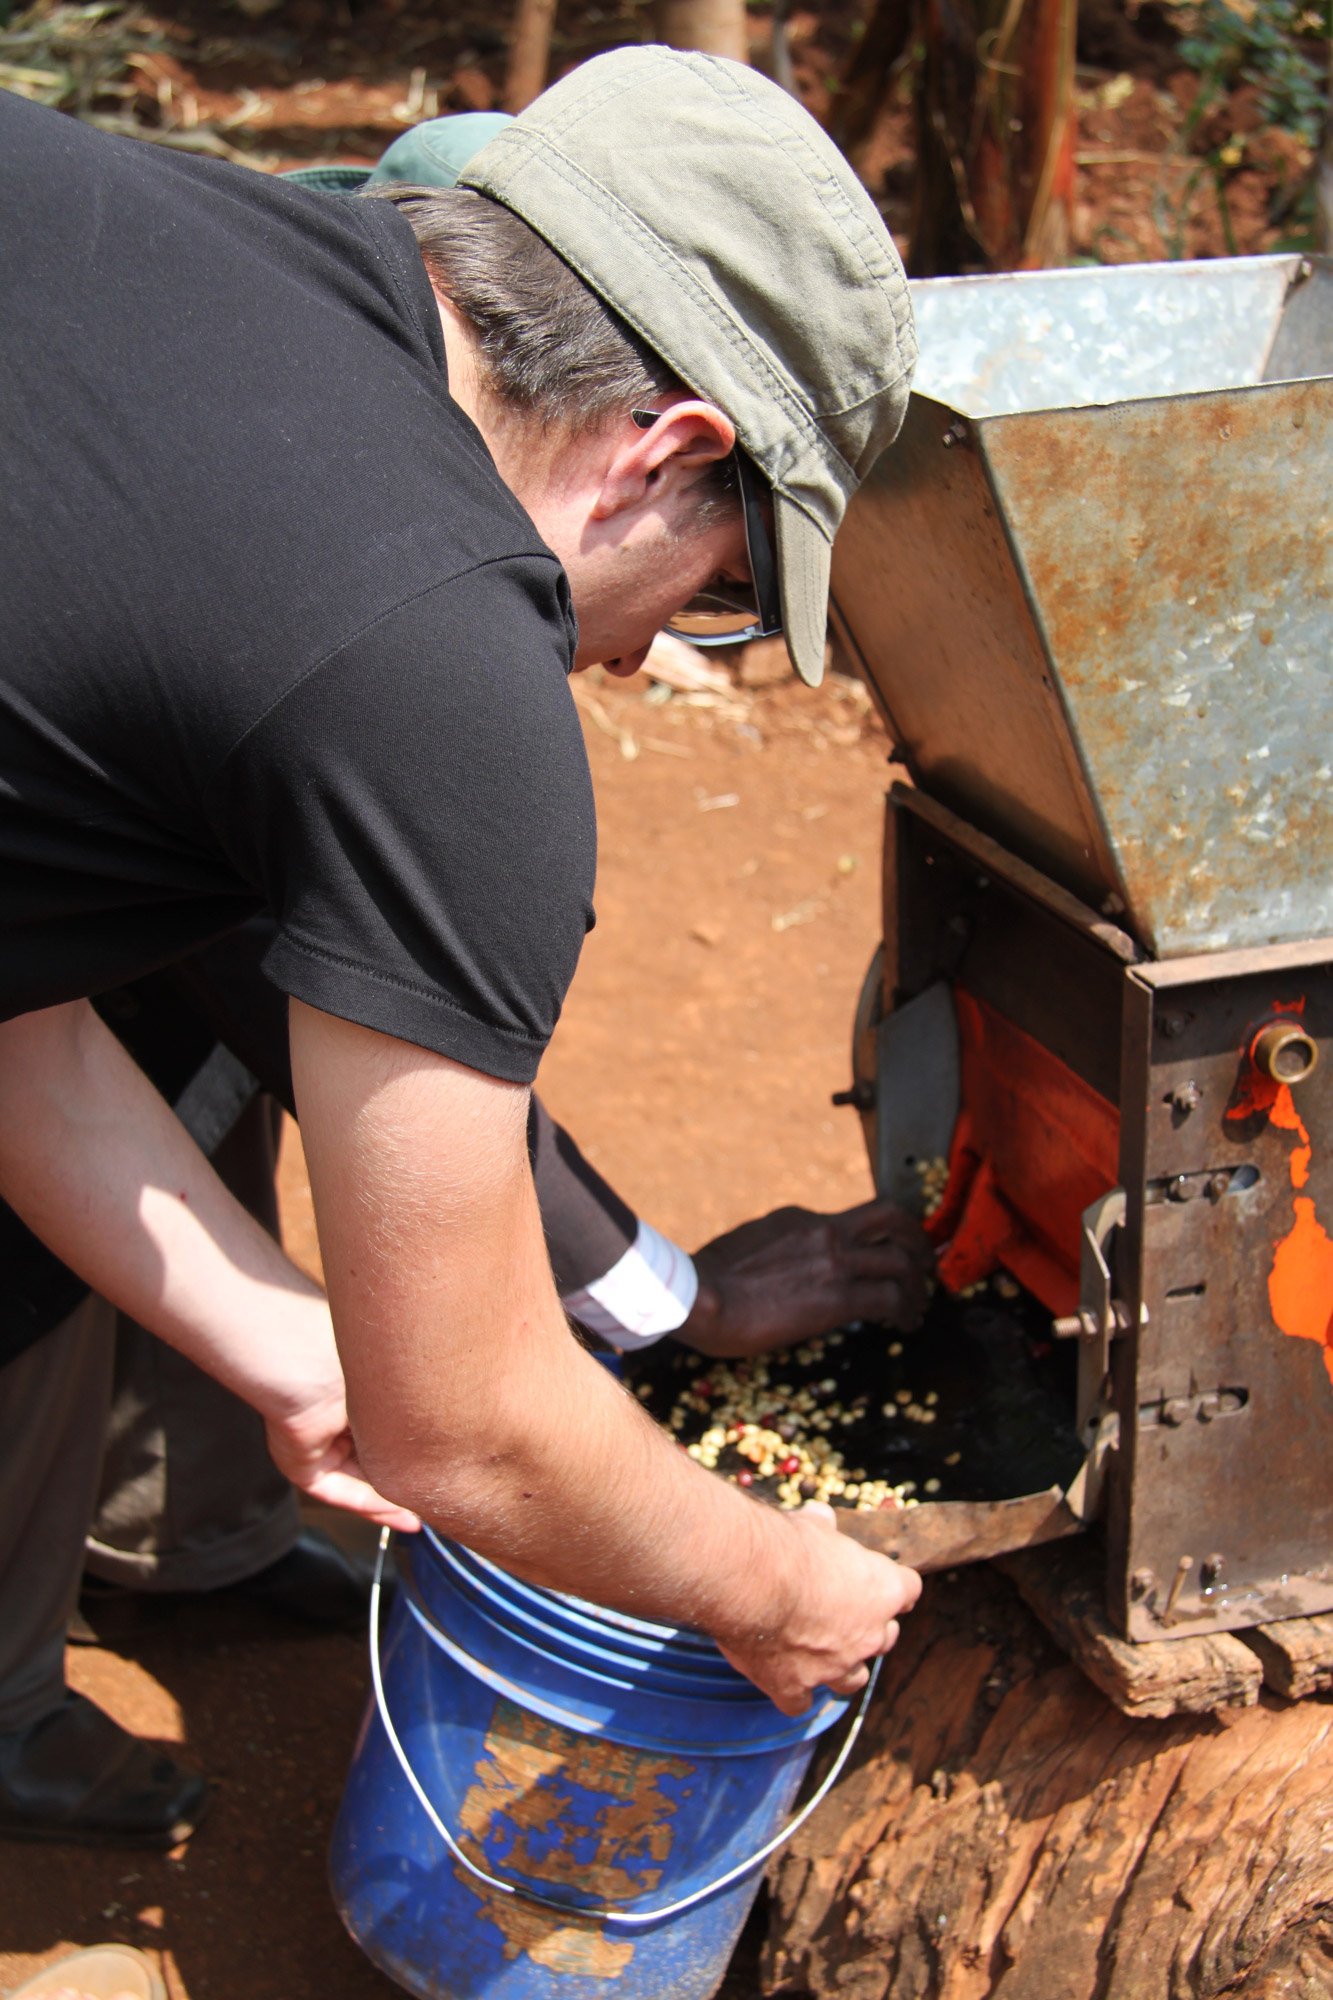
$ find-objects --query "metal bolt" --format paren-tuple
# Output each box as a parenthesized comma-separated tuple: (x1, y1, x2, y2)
(940, 421, 969, 449)
(1168, 1081, 1202, 1113)
(1130, 1568, 1155, 1600)
(1162, 1397, 1192, 1426)
(1206, 1171, 1232, 1202)
(1201, 1553, 1226, 1587)
(1160, 1012, 1189, 1039)
(1167, 1175, 1199, 1203)
(1197, 1392, 1221, 1422)
(1162, 1554, 1194, 1626)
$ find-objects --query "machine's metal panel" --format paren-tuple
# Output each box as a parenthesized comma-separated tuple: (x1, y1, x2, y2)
(874, 983, 959, 1205)
(841, 257, 1333, 961)
(1263, 256, 1333, 382)
(910, 256, 1302, 418)
(840, 1486, 1081, 1570)
(891, 797, 1127, 1100)
(1111, 954, 1333, 1640)
(891, 786, 1142, 964)
(1134, 934, 1333, 986)
(983, 375, 1333, 956)
(830, 396, 1120, 915)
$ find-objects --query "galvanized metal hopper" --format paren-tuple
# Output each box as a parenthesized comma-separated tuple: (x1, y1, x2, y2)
(832, 255, 1333, 960)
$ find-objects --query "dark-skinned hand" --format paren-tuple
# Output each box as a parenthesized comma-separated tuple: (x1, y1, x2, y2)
(675, 1196, 934, 1359)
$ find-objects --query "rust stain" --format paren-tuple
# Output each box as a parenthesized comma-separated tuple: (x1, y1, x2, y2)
(457, 1697, 693, 1910)
(454, 1870, 636, 1977)
(980, 381, 1333, 956)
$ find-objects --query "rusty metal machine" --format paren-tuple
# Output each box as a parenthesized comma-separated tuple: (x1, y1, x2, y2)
(833, 253, 1333, 1649)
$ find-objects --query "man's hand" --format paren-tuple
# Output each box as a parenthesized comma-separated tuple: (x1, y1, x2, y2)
(678, 1197, 934, 1358)
(264, 1389, 419, 1533)
(717, 1504, 921, 1715)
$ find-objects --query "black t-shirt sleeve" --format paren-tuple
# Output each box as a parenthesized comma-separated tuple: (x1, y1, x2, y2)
(209, 557, 595, 1084)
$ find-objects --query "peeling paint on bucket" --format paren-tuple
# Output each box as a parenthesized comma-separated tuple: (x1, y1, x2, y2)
(329, 1533, 847, 2000)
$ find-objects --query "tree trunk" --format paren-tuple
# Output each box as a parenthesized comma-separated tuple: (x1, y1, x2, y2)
(503, 0, 558, 112)
(1317, 24, 1333, 251)
(828, 0, 917, 161)
(829, 0, 1076, 274)
(653, 0, 750, 64)
(763, 1563, 1333, 2000)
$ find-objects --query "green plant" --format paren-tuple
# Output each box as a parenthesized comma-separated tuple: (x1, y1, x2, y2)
(1176, 0, 1329, 144)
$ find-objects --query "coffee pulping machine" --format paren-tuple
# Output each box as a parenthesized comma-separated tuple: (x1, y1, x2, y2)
(828, 254, 1333, 1678)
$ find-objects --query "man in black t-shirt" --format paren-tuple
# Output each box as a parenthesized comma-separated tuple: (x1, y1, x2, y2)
(0, 47, 925, 1844)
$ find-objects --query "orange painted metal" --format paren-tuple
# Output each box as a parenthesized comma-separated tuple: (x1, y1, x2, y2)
(1227, 998, 1333, 1390)
(924, 988, 1120, 1315)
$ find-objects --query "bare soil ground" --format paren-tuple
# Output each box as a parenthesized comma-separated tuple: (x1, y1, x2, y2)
(0, 668, 894, 2000)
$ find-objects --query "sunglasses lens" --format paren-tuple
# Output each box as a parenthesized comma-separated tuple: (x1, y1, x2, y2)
(668, 584, 752, 620)
(663, 451, 783, 649)
(668, 588, 763, 641)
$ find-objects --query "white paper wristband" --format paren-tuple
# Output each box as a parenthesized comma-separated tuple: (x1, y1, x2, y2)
(561, 1219, 698, 1350)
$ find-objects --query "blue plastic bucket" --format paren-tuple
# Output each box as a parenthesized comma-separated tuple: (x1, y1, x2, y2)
(329, 1530, 864, 2000)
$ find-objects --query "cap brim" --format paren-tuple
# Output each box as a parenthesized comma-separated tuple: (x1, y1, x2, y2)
(773, 495, 830, 688)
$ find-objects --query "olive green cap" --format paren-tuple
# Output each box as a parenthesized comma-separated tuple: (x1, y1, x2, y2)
(458, 47, 915, 686)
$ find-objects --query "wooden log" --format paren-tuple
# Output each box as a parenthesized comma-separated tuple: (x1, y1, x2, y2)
(763, 1564, 1333, 2000)
(1240, 1611, 1333, 1699)
(997, 1541, 1262, 1719)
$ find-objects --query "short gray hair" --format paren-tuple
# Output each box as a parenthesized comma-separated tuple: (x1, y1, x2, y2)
(361, 185, 737, 509)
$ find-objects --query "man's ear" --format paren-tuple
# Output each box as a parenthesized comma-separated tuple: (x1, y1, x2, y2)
(590, 401, 735, 523)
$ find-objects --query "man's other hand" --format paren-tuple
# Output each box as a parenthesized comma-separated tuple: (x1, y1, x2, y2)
(678, 1197, 933, 1358)
(264, 1386, 421, 1534)
(0, 1000, 419, 1537)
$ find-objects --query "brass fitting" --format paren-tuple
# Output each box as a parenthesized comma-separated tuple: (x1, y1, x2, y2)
(1252, 1020, 1319, 1085)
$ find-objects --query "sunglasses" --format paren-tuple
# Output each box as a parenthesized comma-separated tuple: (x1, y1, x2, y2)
(630, 409, 783, 648)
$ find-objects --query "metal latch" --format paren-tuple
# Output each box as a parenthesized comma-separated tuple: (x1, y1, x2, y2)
(1052, 1189, 1141, 1430)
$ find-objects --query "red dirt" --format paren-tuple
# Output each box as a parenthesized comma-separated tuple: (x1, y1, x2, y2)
(1069, 72, 1314, 263)
(0, 665, 895, 2000)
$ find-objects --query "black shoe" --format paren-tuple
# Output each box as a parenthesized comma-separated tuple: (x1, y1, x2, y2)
(231, 1527, 386, 1630)
(0, 1692, 209, 1847)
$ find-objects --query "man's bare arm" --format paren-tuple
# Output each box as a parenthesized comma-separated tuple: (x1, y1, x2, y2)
(0, 1000, 416, 1529)
(290, 999, 920, 1713)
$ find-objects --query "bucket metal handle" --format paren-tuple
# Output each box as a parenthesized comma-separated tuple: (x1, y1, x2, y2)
(369, 1528, 882, 1928)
